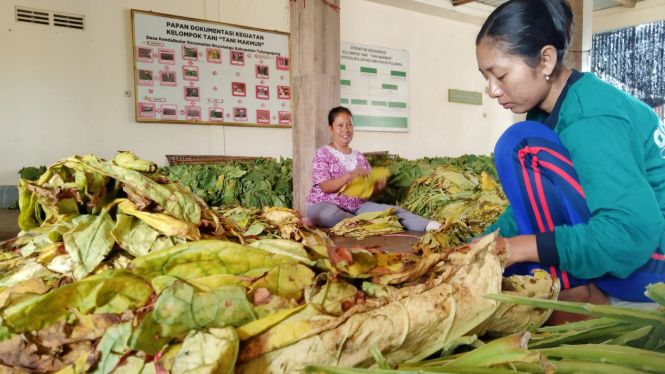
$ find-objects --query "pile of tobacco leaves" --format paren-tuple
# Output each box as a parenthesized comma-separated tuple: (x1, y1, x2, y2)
(0, 151, 518, 373)
(159, 157, 293, 209)
(1, 151, 664, 374)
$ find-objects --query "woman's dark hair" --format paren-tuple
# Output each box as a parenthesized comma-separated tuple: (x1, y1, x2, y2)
(328, 106, 353, 126)
(476, 0, 574, 75)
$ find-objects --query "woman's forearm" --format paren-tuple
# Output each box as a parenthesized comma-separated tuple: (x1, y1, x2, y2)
(318, 174, 352, 194)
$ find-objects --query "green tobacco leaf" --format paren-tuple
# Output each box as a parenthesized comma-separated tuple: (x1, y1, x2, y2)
(483, 293, 665, 328)
(539, 344, 665, 373)
(130, 282, 255, 355)
(118, 199, 200, 241)
(248, 239, 316, 266)
(112, 213, 161, 258)
(90, 322, 132, 374)
(113, 151, 157, 173)
(236, 305, 306, 341)
(251, 263, 315, 301)
(17, 179, 40, 232)
(64, 156, 201, 224)
(3, 269, 152, 332)
(309, 279, 359, 316)
(63, 210, 116, 281)
(0, 262, 52, 288)
(646, 283, 665, 307)
(171, 327, 238, 374)
(129, 240, 299, 283)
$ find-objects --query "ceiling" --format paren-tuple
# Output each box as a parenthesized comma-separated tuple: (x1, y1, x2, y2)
(474, 0, 644, 11)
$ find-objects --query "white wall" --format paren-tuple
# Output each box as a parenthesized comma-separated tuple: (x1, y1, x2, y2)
(340, 0, 517, 160)
(0, 0, 516, 185)
(593, 0, 665, 32)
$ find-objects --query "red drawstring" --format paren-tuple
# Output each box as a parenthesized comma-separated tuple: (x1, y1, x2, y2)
(519, 148, 546, 233)
(532, 155, 554, 231)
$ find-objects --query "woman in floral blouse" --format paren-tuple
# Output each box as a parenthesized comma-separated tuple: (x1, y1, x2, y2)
(306, 107, 441, 231)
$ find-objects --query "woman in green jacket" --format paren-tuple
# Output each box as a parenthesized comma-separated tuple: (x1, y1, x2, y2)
(475, 0, 665, 321)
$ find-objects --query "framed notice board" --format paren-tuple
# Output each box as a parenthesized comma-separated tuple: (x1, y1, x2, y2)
(131, 10, 291, 128)
(340, 41, 409, 132)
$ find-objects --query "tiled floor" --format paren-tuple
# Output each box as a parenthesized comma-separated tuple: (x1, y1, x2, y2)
(0, 209, 20, 241)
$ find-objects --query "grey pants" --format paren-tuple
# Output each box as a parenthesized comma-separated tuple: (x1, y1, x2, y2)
(306, 201, 431, 231)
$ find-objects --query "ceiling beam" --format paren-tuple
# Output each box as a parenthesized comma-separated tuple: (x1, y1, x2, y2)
(609, 0, 636, 8)
(451, 0, 478, 5)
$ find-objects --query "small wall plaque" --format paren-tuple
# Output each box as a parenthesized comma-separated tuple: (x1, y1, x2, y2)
(449, 89, 482, 105)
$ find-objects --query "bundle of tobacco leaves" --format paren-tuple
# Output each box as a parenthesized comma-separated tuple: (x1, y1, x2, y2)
(214, 205, 334, 249)
(339, 167, 391, 199)
(159, 157, 293, 209)
(366, 154, 499, 206)
(404, 165, 508, 252)
(329, 208, 404, 239)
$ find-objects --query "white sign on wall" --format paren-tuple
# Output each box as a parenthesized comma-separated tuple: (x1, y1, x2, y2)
(340, 41, 409, 132)
(132, 10, 291, 127)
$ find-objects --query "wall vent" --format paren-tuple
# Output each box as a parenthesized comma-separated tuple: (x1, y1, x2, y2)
(15, 7, 49, 25)
(53, 13, 85, 30)
(15, 7, 85, 30)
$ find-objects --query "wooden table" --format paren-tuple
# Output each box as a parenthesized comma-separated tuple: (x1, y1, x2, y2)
(325, 230, 424, 254)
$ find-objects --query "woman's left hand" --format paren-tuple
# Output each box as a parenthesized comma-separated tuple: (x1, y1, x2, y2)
(373, 178, 387, 194)
(454, 235, 538, 268)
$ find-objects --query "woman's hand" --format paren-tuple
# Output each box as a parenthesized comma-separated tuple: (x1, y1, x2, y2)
(372, 178, 387, 194)
(346, 168, 370, 183)
(454, 235, 537, 268)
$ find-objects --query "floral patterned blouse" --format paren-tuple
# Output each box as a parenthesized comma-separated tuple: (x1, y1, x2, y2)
(305, 145, 371, 211)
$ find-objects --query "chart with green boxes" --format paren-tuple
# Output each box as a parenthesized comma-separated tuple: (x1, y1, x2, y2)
(340, 41, 409, 132)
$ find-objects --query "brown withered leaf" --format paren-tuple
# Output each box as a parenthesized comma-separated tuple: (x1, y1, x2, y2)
(327, 246, 352, 267)
(37, 310, 121, 350)
(27, 184, 84, 205)
(252, 288, 273, 306)
(0, 335, 66, 372)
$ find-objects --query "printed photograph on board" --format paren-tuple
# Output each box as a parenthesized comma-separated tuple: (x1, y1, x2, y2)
(136, 47, 154, 63)
(207, 48, 222, 63)
(139, 102, 156, 118)
(185, 87, 201, 101)
(183, 45, 198, 60)
(277, 86, 290, 99)
(183, 66, 199, 81)
(256, 85, 269, 100)
(232, 82, 246, 97)
(231, 50, 245, 66)
(256, 65, 269, 79)
(161, 104, 178, 119)
(279, 111, 291, 124)
(158, 48, 175, 64)
(186, 105, 201, 120)
(276, 56, 289, 70)
(234, 107, 247, 121)
(137, 69, 154, 86)
(209, 107, 224, 121)
(257, 110, 270, 123)
(160, 71, 177, 86)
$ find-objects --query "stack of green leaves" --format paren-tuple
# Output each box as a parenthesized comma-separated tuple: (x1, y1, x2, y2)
(0, 187, 511, 374)
(159, 157, 293, 209)
(329, 208, 404, 239)
(366, 154, 499, 206)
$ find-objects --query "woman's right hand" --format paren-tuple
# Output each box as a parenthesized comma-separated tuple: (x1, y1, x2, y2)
(345, 168, 370, 183)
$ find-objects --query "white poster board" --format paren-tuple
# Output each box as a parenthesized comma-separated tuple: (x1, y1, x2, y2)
(131, 10, 291, 127)
(340, 41, 409, 132)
